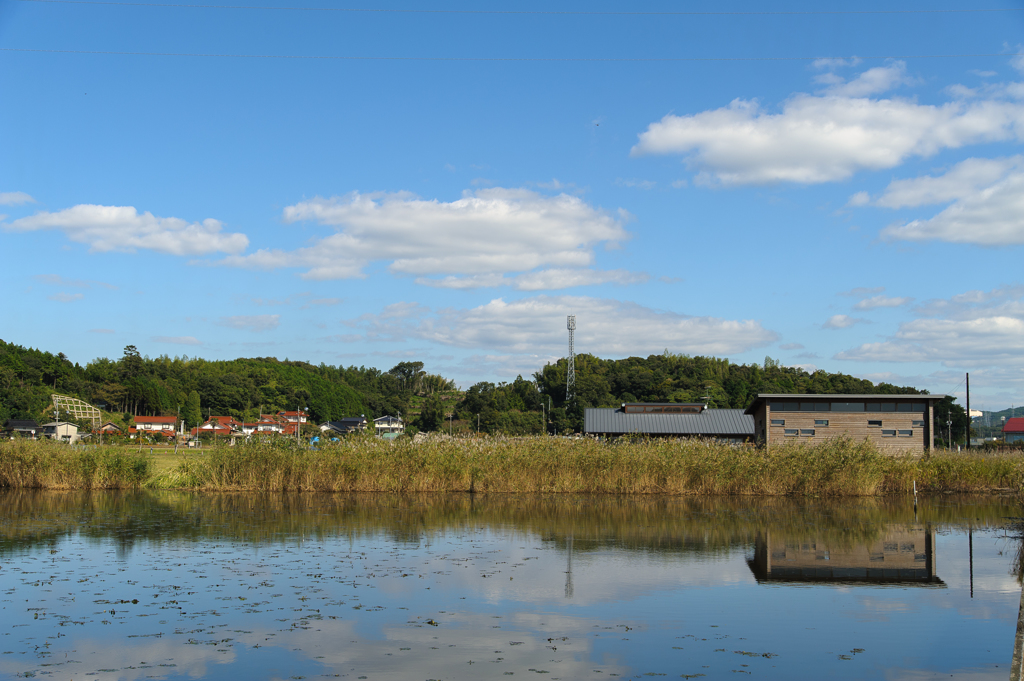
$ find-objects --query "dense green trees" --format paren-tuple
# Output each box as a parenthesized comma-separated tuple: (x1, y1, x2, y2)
(0, 339, 972, 441)
(0, 340, 439, 427)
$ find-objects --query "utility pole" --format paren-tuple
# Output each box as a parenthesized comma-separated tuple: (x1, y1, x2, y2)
(966, 373, 971, 450)
(566, 315, 576, 401)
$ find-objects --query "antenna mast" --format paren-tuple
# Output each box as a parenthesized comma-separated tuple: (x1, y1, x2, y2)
(566, 315, 576, 400)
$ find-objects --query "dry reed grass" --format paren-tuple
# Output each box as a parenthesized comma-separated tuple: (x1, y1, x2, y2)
(0, 439, 152, 489)
(145, 434, 1024, 496)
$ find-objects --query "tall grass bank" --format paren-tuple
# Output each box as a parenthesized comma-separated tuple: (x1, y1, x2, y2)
(147, 435, 1024, 496)
(0, 440, 152, 489)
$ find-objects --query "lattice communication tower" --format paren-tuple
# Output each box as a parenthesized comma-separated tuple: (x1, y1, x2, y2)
(566, 315, 576, 400)
(51, 394, 102, 428)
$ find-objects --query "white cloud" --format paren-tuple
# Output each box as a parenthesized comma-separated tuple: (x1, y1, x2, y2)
(152, 335, 202, 345)
(631, 65, 1024, 185)
(837, 316, 1024, 365)
(47, 292, 83, 303)
(220, 188, 628, 281)
(216, 315, 280, 332)
(345, 295, 778, 356)
(825, 63, 915, 98)
(854, 295, 913, 310)
(846, 191, 871, 207)
(872, 156, 1022, 209)
(0, 191, 34, 205)
(836, 286, 1024, 392)
(5, 204, 248, 256)
(415, 268, 648, 291)
(881, 168, 1024, 245)
(823, 314, 868, 329)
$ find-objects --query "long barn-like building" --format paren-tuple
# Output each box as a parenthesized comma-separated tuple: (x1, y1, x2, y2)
(584, 394, 949, 453)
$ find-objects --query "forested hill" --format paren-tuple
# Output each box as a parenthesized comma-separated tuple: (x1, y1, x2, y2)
(1, 339, 946, 435)
(0, 340, 453, 427)
(533, 353, 926, 409)
(442, 352, 945, 436)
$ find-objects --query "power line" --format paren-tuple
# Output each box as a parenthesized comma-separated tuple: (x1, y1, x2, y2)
(3, 47, 1022, 61)
(12, 0, 1024, 14)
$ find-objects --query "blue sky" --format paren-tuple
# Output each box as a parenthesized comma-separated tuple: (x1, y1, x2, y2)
(2, 0, 1023, 409)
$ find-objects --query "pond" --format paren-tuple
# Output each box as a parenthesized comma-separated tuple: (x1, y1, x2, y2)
(0, 491, 1022, 680)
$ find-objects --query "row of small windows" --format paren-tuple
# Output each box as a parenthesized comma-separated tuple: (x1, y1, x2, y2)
(769, 401, 926, 413)
(783, 428, 914, 437)
(772, 419, 925, 428)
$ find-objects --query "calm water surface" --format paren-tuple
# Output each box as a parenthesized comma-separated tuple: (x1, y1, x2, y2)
(0, 491, 1021, 680)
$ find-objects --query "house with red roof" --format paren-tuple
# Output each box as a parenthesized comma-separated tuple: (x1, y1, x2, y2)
(278, 410, 308, 425)
(135, 416, 178, 435)
(1003, 417, 1024, 444)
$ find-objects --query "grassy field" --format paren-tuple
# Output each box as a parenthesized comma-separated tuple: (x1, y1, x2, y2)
(4, 435, 1023, 496)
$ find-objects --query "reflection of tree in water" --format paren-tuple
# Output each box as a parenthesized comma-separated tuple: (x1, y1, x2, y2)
(1, 490, 1020, 561)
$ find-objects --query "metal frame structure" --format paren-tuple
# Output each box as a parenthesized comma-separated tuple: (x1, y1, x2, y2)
(51, 394, 101, 428)
(566, 315, 576, 400)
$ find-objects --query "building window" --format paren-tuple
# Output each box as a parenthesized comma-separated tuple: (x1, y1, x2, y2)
(832, 402, 865, 412)
(770, 402, 796, 412)
(771, 419, 785, 426)
(898, 430, 913, 437)
(868, 420, 882, 427)
(784, 429, 798, 437)
(912, 420, 924, 427)
(881, 429, 896, 437)
(800, 429, 815, 437)
(814, 419, 829, 427)
(898, 403, 926, 413)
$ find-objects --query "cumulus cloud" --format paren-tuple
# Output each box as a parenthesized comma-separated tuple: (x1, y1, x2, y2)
(872, 156, 1022, 209)
(216, 315, 280, 332)
(0, 191, 34, 205)
(415, 268, 648, 291)
(823, 314, 868, 329)
(344, 295, 778, 356)
(824, 62, 916, 98)
(631, 63, 1024, 185)
(836, 285, 1024, 369)
(219, 188, 629, 281)
(879, 160, 1024, 246)
(152, 336, 202, 345)
(5, 205, 249, 256)
(854, 295, 913, 310)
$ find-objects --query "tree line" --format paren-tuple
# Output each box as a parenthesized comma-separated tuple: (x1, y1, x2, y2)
(0, 339, 969, 441)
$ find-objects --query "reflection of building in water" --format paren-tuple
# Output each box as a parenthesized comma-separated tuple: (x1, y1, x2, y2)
(748, 524, 943, 585)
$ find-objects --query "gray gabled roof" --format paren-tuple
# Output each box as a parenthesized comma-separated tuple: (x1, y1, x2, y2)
(584, 408, 754, 436)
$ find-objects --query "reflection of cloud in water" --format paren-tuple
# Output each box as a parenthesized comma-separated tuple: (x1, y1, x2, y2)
(0, 635, 233, 681)
(378, 542, 756, 607)
(229, 612, 629, 680)
(883, 665, 1006, 680)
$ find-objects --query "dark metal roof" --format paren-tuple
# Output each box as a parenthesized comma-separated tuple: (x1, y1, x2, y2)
(744, 394, 949, 415)
(584, 408, 754, 436)
(4, 419, 38, 429)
